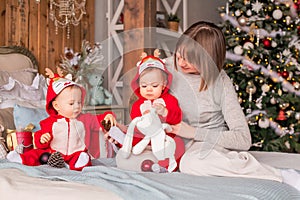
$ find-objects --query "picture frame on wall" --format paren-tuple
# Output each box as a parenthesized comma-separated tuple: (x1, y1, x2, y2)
(156, 11, 167, 28)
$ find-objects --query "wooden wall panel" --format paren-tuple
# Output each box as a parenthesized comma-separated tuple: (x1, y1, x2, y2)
(0, 2, 5, 45)
(0, 0, 95, 75)
(123, 0, 156, 117)
(123, 0, 156, 73)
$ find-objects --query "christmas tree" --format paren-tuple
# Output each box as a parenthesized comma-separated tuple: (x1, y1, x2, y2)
(218, 0, 300, 152)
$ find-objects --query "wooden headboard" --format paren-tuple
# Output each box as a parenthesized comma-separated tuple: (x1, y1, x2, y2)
(0, 46, 38, 71)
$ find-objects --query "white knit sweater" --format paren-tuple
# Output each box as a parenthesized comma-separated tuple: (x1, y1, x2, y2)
(168, 66, 252, 151)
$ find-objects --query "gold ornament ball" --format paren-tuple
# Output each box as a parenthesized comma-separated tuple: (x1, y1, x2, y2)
(246, 81, 257, 94)
(238, 97, 243, 104)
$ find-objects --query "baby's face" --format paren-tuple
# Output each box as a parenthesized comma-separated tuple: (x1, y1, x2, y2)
(139, 69, 165, 100)
(53, 86, 82, 119)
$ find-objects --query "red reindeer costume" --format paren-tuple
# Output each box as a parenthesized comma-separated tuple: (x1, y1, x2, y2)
(129, 55, 185, 171)
(8, 73, 114, 171)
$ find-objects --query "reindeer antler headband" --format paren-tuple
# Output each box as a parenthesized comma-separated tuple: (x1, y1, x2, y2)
(137, 49, 166, 74)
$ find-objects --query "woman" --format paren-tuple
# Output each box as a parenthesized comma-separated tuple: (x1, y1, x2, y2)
(167, 21, 300, 189)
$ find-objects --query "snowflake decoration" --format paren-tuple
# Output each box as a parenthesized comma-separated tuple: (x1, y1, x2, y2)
(252, 0, 263, 13)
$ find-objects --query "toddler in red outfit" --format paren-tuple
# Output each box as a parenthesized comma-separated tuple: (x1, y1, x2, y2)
(7, 71, 116, 171)
(116, 51, 185, 172)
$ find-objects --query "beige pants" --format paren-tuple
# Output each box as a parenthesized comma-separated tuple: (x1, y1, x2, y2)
(179, 141, 282, 182)
(116, 147, 159, 172)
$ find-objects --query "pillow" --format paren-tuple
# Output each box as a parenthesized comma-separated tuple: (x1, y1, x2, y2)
(0, 74, 47, 109)
(13, 104, 48, 132)
(0, 107, 15, 138)
(0, 68, 37, 86)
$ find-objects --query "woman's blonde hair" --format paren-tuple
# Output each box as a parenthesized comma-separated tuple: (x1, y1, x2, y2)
(174, 21, 226, 91)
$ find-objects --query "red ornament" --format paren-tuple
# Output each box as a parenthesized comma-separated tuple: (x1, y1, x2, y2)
(276, 110, 287, 121)
(39, 152, 51, 165)
(141, 159, 154, 172)
(294, 1, 300, 11)
(263, 39, 271, 48)
(281, 71, 289, 79)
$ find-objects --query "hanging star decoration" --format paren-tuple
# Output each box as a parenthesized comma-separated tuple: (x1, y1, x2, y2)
(252, 0, 263, 13)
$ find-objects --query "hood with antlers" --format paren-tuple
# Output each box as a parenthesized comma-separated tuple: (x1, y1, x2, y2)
(131, 49, 172, 99)
(45, 68, 86, 116)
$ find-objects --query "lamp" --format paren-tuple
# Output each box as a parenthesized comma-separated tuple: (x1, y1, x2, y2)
(49, 0, 86, 39)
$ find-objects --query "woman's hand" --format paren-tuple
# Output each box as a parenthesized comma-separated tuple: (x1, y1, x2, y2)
(168, 122, 195, 139)
(104, 114, 117, 127)
(40, 133, 51, 144)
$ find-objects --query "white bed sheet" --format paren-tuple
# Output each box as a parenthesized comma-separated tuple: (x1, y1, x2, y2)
(0, 168, 122, 200)
(1, 151, 300, 200)
(250, 151, 300, 170)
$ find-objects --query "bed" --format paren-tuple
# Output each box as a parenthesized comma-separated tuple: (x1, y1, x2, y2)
(0, 46, 300, 200)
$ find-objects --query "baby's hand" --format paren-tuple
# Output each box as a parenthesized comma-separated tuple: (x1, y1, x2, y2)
(40, 133, 51, 144)
(153, 103, 168, 117)
(104, 132, 119, 144)
(104, 114, 117, 127)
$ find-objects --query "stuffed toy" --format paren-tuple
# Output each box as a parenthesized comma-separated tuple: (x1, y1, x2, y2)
(120, 108, 177, 172)
(88, 73, 113, 105)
